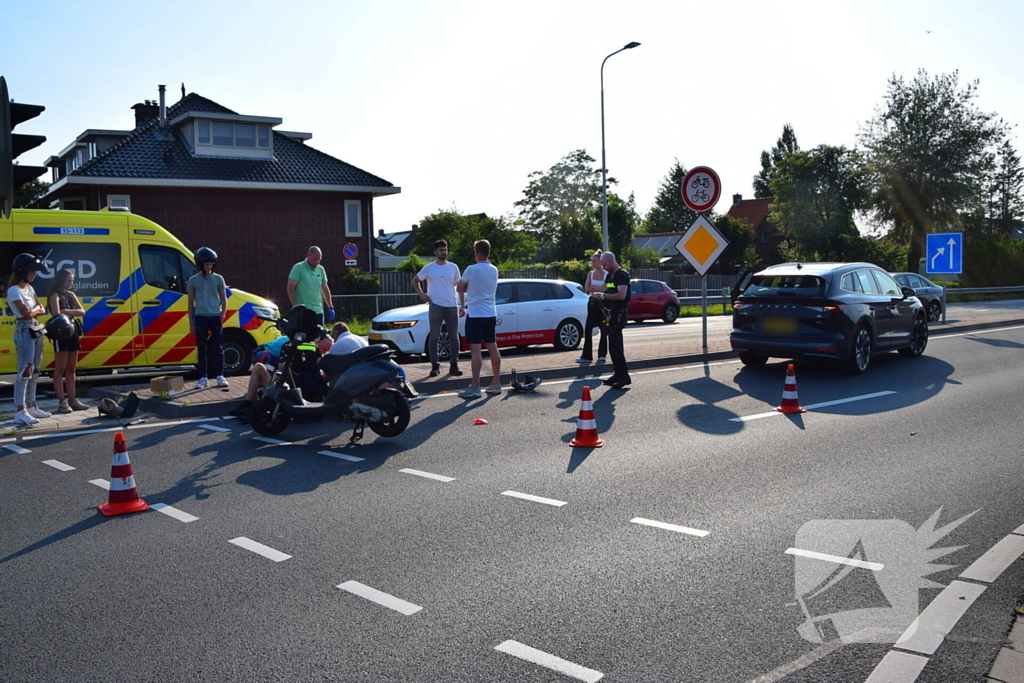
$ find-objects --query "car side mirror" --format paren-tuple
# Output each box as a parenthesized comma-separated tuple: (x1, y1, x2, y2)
(901, 286, 915, 299)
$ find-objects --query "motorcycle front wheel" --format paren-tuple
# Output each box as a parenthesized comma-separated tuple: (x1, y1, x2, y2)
(250, 394, 292, 436)
(367, 389, 411, 438)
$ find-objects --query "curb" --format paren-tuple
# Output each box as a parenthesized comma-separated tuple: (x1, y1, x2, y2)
(87, 317, 1024, 419)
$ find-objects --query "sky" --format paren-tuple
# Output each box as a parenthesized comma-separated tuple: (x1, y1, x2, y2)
(5, 0, 1024, 238)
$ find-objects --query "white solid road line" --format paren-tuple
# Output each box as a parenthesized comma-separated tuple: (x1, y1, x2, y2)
(399, 468, 455, 482)
(337, 580, 423, 616)
(228, 537, 292, 562)
(893, 580, 987, 655)
(785, 547, 884, 572)
(89, 479, 110, 490)
(0, 417, 224, 444)
(930, 324, 1024, 340)
(631, 517, 709, 537)
(959, 534, 1024, 584)
(4, 444, 31, 454)
(150, 503, 199, 523)
(199, 423, 231, 433)
(318, 450, 365, 462)
(501, 490, 567, 507)
(42, 459, 75, 471)
(252, 436, 290, 445)
(862, 650, 930, 683)
(494, 640, 604, 683)
(731, 391, 897, 422)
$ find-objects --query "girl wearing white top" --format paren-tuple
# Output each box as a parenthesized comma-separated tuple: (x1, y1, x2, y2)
(577, 251, 609, 363)
(6, 253, 51, 426)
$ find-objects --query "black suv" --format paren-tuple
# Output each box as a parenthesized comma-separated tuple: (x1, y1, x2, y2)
(729, 262, 929, 373)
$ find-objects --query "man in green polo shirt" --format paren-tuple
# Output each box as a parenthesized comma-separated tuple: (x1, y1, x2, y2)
(287, 246, 335, 325)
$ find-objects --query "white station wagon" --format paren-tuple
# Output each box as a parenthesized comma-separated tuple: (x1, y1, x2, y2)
(369, 278, 589, 361)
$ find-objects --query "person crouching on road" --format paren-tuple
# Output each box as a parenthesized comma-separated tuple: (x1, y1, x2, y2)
(456, 239, 502, 398)
(187, 247, 228, 389)
(413, 239, 463, 378)
(596, 251, 631, 389)
(328, 321, 369, 355)
(7, 253, 51, 426)
(47, 268, 89, 413)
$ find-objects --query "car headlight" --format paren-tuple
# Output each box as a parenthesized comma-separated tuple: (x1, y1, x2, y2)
(372, 320, 418, 331)
(251, 306, 278, 318)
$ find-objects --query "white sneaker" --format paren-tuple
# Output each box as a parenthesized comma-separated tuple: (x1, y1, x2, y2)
(195, 377, 209, 389)
(457, 386, 482, 399)
(216, 376, 229, 387)
(485, 384, 503, 395)
(14, 410, 39, 426)
(57, 401, 73, 414)
(27, 406, 51, 419)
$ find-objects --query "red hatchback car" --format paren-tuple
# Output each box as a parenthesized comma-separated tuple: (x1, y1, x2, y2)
(628, 279, 680, 323)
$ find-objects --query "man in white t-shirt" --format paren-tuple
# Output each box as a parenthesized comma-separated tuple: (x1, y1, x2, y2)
(328, 321, 369, 355)
(412, 239, 463, 378)
(455, 239, 501, 398)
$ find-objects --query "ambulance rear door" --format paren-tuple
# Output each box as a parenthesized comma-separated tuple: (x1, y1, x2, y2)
(132, 241, 199, 367)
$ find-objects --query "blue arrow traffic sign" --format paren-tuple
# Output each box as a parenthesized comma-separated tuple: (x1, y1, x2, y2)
(925, 232, 963, 275)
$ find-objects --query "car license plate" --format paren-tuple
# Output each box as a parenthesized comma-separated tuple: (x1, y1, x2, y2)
(761, 316, 797, 336)
(369, 332, 382, 341)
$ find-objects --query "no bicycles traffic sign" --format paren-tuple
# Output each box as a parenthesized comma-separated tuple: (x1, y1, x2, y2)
(681, 166, 721, 214)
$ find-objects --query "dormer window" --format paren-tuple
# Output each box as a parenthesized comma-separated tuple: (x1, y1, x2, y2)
(195, 120, 270, 149)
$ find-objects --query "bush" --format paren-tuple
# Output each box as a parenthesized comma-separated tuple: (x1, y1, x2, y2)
(962, 237, 1024, 287)
(396, 253, 427, 274)
(339, 269, 380, 321)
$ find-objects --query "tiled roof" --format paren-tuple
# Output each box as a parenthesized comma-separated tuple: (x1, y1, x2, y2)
(633, 233, 683, 255)
(70, 93, 394, 188)
(726, 197, 774, 230)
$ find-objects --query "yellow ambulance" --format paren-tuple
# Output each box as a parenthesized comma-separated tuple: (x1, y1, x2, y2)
(1, 207, 280, 375)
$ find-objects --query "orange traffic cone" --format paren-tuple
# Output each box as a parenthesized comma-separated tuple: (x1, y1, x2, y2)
(570, 386, 604, 447)
(775, 364, 807, 414)
(98, 432, 150, 516)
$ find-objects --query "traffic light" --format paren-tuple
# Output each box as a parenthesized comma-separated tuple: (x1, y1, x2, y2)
(1, 76, 47, 219)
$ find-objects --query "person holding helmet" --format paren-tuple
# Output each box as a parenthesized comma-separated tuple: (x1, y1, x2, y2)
(186, 247, 229, 389)
(46, 267, 89, 413)
(6, 253, 51, 426)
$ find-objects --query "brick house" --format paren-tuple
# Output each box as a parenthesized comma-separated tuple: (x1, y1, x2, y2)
(726, 194, 783, 264)
(40, 88, 399, 305)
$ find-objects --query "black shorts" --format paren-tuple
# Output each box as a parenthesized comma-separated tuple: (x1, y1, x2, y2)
(53, 334, 81, 353)
(465, 316, 496, 344)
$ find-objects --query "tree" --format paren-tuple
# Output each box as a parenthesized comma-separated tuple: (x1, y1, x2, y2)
(753, 124, 800, 198)
(706, 214, 757, 272)
(643, 160, 699, 233)
(415, 210, 538, 268)
(769, 145, 870, 261)
(992, 138, 1024, 236)
(14, 179, 50, 208)
(860, 69, 1005, 271)
(514, 149, 609, 244)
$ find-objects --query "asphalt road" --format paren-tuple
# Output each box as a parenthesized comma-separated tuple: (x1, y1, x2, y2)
(2, 323, 1024, 682)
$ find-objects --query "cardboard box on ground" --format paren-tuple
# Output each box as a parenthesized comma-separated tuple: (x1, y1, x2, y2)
(150, 376, 184, 396)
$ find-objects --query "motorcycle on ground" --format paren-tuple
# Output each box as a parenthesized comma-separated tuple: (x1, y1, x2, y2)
(249, 305, 416, 443)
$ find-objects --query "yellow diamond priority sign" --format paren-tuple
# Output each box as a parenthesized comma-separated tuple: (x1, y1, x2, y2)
(675, 216, 729, 276)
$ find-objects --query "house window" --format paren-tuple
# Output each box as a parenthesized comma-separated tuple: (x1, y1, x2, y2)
(345, 201, 362, 237)
(212, 121, 234, 146)
(197, 120, 210, 144)
(235, 123, 256, 147)
(257, 125, 270, 147)
(59, 197, 86, 211)
(196, 119, 272, 149)
(761, 231, 769, 244)
(106, 195, 131, 211)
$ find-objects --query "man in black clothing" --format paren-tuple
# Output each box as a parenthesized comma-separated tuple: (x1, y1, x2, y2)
(595, 252, 631, 389)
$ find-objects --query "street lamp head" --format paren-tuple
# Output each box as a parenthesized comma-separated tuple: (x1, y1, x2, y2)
(624, 41, 640, 49)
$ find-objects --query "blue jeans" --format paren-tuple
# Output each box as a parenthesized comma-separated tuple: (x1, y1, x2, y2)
(194, 315, 224, 378)
(14, 322, 43, 407)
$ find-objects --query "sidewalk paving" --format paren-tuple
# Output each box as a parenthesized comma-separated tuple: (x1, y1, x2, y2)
(988, 615, 1024, 682)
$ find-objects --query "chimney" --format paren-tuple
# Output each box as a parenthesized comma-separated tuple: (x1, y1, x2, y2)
(733, 193, 742, 206)
(158, 84, 167, 127)
(131, 100, 159, 128)
(411, 224, 419, 233)
(378, 228, 385, 238)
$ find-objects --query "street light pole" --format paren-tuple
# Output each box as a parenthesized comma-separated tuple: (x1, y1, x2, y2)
(600, 41, 640, 254)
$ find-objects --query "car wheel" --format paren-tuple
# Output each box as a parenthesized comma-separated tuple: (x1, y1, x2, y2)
(250, 395, 291, 436)
(553, 319, 582, 351)
(927, 300, 941, 323)
(425, 325, 453, 362)
(844, 325, 873, 374)
(899, 315, 929, 357)
(738, 351, 768, 367)
(662, 303, 679, 324)
(222, 330, 255, 376)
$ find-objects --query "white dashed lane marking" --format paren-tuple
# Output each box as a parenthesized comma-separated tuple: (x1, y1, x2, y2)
(631, 517, 709, 538)
(494, 640, 604, 682)
(252, 437, 290, 445)
(89, 479, 110, 490)
(731, 391, 897, 422)
(894, 580, 987, 655)
(785, 547, 884, 572)
(151, 503, 198, 523)
(959, 534, 1024, 584)
(399, 468, 455, 483)
(501, 491, 567, 507)
(228, 537, 291, 562)
(42, 459, 75, 471)
(337, 581, 422, 615)
(199, 424, 231, 433)
(863, 650, 929, 683)
(4, 444, 31, 454)
(318, 450, 365, 462)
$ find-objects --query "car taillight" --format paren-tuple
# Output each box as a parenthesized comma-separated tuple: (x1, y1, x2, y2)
(732, 300, 752, 311)
(817, 303, 846, 313)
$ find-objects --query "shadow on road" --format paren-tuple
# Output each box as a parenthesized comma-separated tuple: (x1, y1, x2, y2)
(0, 514, 107, 566)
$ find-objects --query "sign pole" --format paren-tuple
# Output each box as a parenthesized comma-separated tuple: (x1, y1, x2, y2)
(701, 275, 708, 352)
(941, 280, 947, 325)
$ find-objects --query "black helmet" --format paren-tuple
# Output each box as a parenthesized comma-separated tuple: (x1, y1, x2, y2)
(194, 247, 218, 270)
(510, 369, 542, 392)
(45, 314, 76, 341)
(12, 252, 49, 276)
